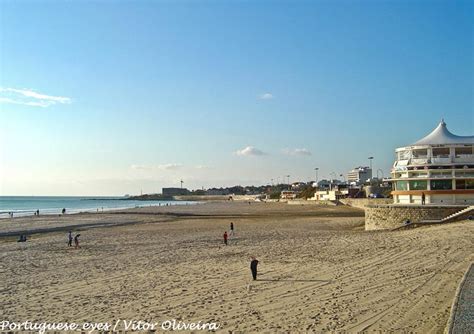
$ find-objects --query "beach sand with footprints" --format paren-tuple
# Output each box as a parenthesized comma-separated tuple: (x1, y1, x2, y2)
(1, 201, 472, 332)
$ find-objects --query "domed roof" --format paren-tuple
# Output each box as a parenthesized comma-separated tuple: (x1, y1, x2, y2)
(412, 120, 474, 145)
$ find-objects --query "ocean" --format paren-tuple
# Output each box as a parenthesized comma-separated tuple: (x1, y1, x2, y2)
(0, 196, 196, 218)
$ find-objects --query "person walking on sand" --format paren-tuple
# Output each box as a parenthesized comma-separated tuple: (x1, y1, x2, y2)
(68, 231, 73, 247)
(230, 222, 234, 237)
(421, 192, 426, 205)
(250, 257, 259, 280)
(62, 208, 66, 215)
(223, 231, 228, 245)
(74, 234, 81, 248)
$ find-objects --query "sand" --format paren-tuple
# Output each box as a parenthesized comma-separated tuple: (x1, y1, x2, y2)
(0, 201, 472, 333)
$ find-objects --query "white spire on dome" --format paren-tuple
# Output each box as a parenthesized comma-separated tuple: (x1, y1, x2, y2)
(411, 120, 474, 145)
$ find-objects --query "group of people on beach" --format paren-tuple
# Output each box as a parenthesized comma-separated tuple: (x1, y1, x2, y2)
(223, 222, 235, 245)
(222, 222, 259, 280)
(68, 231, 81, 248)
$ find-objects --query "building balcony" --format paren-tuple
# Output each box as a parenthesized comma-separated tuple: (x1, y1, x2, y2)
(411, 158, 429, 165)
(431, 157, 452, 164)
(454, 155, 474, 163)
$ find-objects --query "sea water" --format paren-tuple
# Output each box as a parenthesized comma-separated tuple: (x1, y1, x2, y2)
(0, 196, 196, 218)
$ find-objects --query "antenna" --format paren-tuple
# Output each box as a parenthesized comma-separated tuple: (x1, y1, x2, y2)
(180, 180, 183, 189)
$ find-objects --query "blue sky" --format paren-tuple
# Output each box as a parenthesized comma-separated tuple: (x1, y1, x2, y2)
(0, 0, 472, 195)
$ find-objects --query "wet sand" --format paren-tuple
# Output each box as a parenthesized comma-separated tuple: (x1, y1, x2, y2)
(1, 202, 472, 332)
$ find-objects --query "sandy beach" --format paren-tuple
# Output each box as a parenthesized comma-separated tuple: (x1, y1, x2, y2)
(1, 201, 472, 333)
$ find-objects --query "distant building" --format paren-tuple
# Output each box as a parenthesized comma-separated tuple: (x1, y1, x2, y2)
(291, 182, 307, 191)
(317, 179, 331, 189)
(280, 190, 296, 200)
(311, 189, 347, 201)
(162, 187, 190, 196)
(205, 188, 230, 196)
(317, 179, 342, 190)
(347, 166, 372, 185)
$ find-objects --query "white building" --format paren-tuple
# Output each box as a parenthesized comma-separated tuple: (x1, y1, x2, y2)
(347, 166, 372, 185)
(391, 120, 474, 205)
(310, 189, 348, 201)
(280, 190, 297, 200)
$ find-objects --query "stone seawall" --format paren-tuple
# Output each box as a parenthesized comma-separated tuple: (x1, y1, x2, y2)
(339, 198, 392, 209)
(365, 205, 466, 231)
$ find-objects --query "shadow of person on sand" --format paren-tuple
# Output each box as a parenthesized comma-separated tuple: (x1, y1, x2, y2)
(257, 278, 332, 283)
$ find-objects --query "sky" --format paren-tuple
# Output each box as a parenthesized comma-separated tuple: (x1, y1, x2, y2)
(0, 0, 473, 196)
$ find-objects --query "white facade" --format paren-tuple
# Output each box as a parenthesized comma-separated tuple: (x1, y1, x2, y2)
(347, 166, 372, 185)
(391, 120, 474, 205)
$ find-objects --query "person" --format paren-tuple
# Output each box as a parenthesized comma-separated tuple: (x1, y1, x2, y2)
(223, 231, 228, 245)
(230, 222, 234, 237)
(250, 257, 259, 280)
(36, 209, 39, 216)
(74, 234, 81, 248)
(17, 235, 27, 242)
(421, 192, 426, 205)
(68, 231, 73, 247)
(62, 208, 66, 215)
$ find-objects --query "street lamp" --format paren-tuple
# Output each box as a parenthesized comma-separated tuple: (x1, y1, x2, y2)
(314, 167, 319, 184)
(286, 175, 290, 190)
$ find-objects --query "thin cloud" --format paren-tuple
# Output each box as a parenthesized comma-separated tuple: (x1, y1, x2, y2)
(258, 92, 274, 100)
(195, 165, 212, 169)
(158, 163, 183, 170)
(282, 148, 312, 156)
(131, 163, 183, 171)
(235, 146, 267, 156)
(0, 87, 72, 107)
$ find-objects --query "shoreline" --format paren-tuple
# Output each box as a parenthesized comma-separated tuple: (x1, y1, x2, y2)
(0, 201, 364, 238)
(0, 199, 201, 219)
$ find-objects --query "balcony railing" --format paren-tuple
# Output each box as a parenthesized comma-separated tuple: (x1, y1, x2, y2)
(454, 154, 474, 163)
(411, 158, 429, 165)
(431, 157, 452, 164)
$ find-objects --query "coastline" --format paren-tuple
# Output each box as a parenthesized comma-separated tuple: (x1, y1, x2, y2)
(0, 196, 200, 219)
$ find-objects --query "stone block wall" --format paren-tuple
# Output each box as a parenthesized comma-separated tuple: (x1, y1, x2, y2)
(365, 205, 466, 230)
(339, 198, 393, 209)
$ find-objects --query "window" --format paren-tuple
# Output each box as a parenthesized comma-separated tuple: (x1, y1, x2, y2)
(455, 170, 474, 177)
(455, 179, 474, 190)
(432, 147, 450, 157)
(409, 180, 427, 190)
(409, 171, 428, 178)
(430, 180, 452, 190)
(396, 181, 408, 191)
(431, 171, 452, 178)
(412, 149, 427, 158)
(455, 146, 473, 157)
(398, 150, 410, 160)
